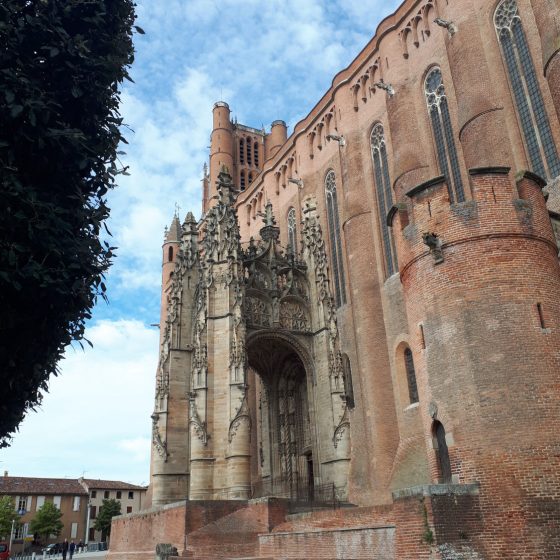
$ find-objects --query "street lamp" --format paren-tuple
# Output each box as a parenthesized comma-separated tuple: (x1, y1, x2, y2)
(10, 508, 26, 557)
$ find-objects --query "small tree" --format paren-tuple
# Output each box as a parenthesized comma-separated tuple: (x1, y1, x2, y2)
(93, 499, 121, 542)
(0, 497, 19, 541)
(29, 502, 63, 543)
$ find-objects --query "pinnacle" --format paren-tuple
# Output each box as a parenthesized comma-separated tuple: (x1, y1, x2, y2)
(165, 214, 182, 242)
(184, 211, 197, 225)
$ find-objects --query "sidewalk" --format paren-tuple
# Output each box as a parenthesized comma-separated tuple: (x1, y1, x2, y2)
(11, 550, 108, 560)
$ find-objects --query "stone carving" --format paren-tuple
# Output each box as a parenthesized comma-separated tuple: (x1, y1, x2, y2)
(188, 392, 209, 445)
(203, 167, 241, 263)
(279, 300, 309, 331)
(422, 231, 444, 264)
(302, 198, 332, 306)
(151, 413, 168, 460)
(278, 269, 308, 300)
(229, 282, 246, 383)
(245, 297, 271, 327)
(429, 401, 438, 419)
(181, 212, 198, 269)
(329, 348, 344, 392)
(155, 543, 178, 560)
(191, 284, 208, 389)
(246, 262, 270, 290)
(301, 196, 348, 457)
(228, 385, 251, 443)
(333, 404, 350, 449)
(155, 363, 168, 399)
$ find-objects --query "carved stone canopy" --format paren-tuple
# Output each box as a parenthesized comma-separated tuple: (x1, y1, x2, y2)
(242, 202, 310, 333)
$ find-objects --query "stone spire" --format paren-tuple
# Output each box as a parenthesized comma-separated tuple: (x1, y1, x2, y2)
(165, 213, 182, 242)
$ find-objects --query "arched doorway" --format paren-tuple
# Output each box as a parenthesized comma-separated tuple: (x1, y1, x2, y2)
(247, 334, 317, 500)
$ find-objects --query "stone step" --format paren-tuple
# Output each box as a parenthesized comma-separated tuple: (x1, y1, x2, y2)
(185, 541, 259, 559)
(258, 524, 396, 559)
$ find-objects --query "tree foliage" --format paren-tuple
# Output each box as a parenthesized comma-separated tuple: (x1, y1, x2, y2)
(0, 496, 19, 541)
(29, 502, 63, 542)
(93, 498, 121, 541)
(0, 0, 140, 447)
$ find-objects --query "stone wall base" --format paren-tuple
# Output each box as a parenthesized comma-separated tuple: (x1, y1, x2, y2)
(107, 485, 486, 560)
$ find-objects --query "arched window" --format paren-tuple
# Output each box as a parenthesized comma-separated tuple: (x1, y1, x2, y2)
(240, 170, 246, 190)
(287, 207, 297, 254)
(246, 138, 252, 166)
(325, 170, 346, 307)
(371, 123, 398, 277)
(433, 421, 452, 483)
(425, 68, 465, 203)
(342, 353, 355, 409)
(239, 138, 245, 164)
(168, 246, 174, 262)
(403, 348, 419, 404)
(494, 0, 560, 179)
(254, 142, 259, 167)
(248, 171, 253, 184)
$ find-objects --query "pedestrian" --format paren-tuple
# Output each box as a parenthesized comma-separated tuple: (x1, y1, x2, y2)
(62, 540, 69, 560)
(69, 541, 75, 560)
(77, 541, 84, 554)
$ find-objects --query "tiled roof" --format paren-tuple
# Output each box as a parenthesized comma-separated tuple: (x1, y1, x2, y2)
(0, 477, 87, 496)
(80, 479, 147, 491)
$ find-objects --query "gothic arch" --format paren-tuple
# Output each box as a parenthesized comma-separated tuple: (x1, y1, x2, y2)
(246, 328, 315, 383)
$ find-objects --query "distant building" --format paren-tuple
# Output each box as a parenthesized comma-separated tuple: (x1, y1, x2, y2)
(0, 472, 87, 546)
(78, 479, 146, 543)
(0, 474, 147, 545)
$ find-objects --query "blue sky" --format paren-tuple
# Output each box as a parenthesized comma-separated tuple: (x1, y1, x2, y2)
(1, 0, 400, 485)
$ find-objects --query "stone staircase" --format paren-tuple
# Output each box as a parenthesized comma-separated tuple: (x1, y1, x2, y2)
(182, 498, 286, 560)
(180, 500, 399, 559)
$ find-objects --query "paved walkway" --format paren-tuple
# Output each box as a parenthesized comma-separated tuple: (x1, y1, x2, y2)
(12, 550, 108, 560)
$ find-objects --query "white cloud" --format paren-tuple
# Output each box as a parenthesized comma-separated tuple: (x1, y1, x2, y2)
(117, 438, 151, 464)
(0, 320, 158, 485)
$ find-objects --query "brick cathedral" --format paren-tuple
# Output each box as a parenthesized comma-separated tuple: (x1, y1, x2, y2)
(109, 0, 560, 557)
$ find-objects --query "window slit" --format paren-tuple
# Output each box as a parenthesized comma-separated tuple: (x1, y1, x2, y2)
(537, 303, 546, 329)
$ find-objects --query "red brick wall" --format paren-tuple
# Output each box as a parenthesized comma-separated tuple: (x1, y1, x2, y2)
(108, 502, 188, 560)
(393, 169, 560, 559)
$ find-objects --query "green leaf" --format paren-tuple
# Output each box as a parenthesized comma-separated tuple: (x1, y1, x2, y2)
(10, 105, 23, 117)
(134, 25, 145, 34)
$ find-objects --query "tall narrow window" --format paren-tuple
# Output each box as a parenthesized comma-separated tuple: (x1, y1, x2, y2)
(325, 170, 346, 307)
(371, 123, 398, 276)
(246, 138, 252, 166)
(425, 68, 465, 203)
(433, 421, 452, 483)
(240, 170, 246, 190)
(342, 354, 355, 409)
(403, 348, 419, 404)
(239, 139, 245, 164)
(495, 0, 560, 179)
(168, 246, 173, 262)
(287, 207, 297, 254)
(17, 496, 28, 512)
(254, 142, 259, 167)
